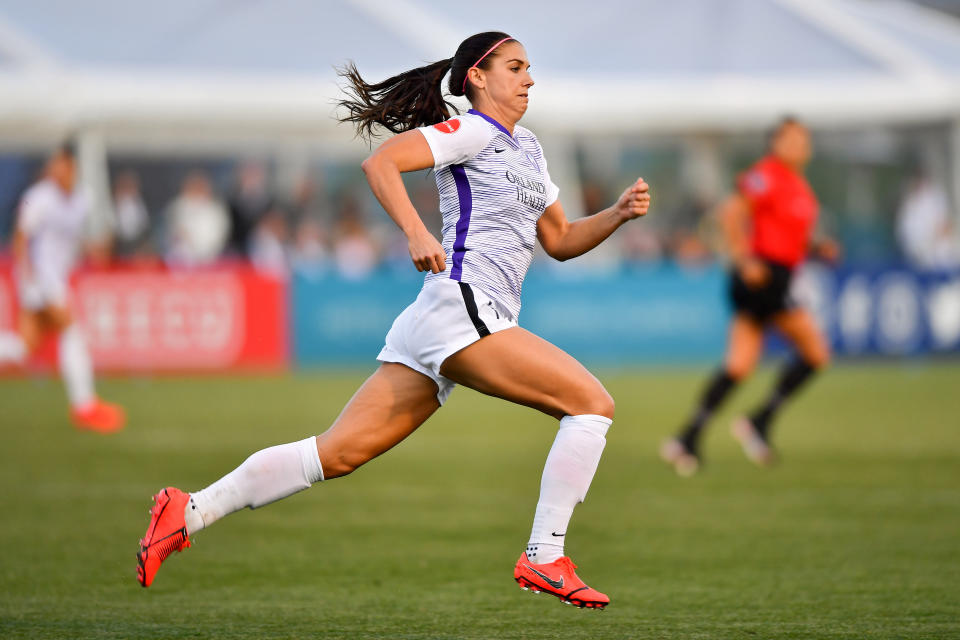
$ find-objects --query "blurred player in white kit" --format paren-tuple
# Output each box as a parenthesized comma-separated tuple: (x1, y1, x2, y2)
(0, 143, 126, 433)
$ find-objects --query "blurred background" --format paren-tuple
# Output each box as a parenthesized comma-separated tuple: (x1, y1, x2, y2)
(1, 0, 959, 370)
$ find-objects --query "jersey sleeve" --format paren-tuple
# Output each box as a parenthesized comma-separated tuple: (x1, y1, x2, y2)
(418, 116, 493, 170)
(16, 189, 51, 236)
(737, 163, 772, 209)
(541, 155, 560, 208)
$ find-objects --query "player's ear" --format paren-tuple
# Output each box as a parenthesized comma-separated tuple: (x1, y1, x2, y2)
(469, 67, 485, 90)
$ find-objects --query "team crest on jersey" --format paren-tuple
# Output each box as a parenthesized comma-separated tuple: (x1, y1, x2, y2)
(744, 170, 768, 194)
(524, 152, 541, 172)
(433, 119, 461, 134)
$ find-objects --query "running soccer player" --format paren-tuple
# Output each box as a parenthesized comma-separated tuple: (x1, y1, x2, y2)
(0, 144, 126, 433)
(136, 32, 651, 609)
(661, 118, 835, 476)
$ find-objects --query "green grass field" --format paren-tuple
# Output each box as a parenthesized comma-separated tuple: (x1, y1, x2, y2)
(1, 363, 958, 639)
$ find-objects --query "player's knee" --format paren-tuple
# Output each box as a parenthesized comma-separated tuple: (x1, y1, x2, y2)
(725, 362, 754, 382)
(576, 386, 615, 420)
(596, 389, 615, 420)
(808, 344, 831, 370)
(21, 332, 41, 353)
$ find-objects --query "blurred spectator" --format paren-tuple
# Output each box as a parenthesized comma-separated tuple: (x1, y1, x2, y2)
(554, 179, 621, 272)
(581, 180, 608, 218)
(667, 195, 713, 266)
(621, 224, 664, 262)
(227, 162, 272, 257)
(111, 171, 152, 258)
(333, 197, 378, 279)
(410, 183, 441, 238)
(286, 174, 326, 226)
(165, 171, 230, 266)
(896, 172, 960, 270)
(290, 216, 329, 276)
(248, 207, 290, 277)
(671, 230, 712, 265)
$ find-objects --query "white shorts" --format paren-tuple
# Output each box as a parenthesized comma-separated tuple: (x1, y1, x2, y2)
(377, 279, 517, 404)
(16, 270, 69, 311)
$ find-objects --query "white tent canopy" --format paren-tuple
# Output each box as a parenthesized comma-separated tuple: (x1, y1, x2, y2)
(0, 0, 959, 150)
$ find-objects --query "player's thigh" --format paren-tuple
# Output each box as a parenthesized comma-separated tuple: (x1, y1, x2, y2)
(315, 362, 441, 478)
(771, 308, 830, 367)
(724, 314, 765, 380)
(439, 327, 613, 420)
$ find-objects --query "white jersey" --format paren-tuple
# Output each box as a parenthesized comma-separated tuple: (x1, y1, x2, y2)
(419, 109, 559, 320)
(16, 179, 89, 297)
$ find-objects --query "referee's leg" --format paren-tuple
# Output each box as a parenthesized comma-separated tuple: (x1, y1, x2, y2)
(671, 314, 763, 454)
(747, 308, 830, 438)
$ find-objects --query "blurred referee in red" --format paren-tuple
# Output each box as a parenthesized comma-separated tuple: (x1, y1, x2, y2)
(661, 117, 838, 476)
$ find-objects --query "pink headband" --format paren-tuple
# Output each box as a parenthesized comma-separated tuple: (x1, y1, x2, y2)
(461, 36, 513, 93)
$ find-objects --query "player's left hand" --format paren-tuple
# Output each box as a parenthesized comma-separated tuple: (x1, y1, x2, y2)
(615, 178, 651, 221)
(813, 237, 841, 264)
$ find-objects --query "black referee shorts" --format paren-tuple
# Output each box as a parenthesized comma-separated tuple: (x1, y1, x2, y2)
(728, 259, 795, 323)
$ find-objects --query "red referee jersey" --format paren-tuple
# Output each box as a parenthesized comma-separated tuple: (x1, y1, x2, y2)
(736, 155, 818, 269)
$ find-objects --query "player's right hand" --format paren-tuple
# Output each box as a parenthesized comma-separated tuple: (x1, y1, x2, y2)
(615, 177, 651, 220)
(408, 228, 447, 274)
(739, 257, 770, 288)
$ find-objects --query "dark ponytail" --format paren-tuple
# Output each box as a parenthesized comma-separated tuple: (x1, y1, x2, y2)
(338, 31, 516, 142)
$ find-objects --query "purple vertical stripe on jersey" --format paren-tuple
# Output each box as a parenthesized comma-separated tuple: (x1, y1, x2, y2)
(468, 108, 513, 139)
(449, 164, 472, 281)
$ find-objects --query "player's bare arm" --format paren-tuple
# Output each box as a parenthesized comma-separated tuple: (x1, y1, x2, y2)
(537, 178, 650, 261)
(361, 130, 446, 273)
(719, 192, 768, 287)
(11, 228, 31, 279)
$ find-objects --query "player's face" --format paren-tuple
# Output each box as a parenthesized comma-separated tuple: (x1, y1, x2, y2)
(482, 42, 534, 120)
(48, 152, 77, 191)
(773, 124, 812, 168)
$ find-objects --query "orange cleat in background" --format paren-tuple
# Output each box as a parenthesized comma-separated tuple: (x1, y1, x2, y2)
(70, 399, 126, 434)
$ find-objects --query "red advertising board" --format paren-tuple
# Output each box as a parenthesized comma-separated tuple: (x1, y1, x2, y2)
(0, 263, 288, 373)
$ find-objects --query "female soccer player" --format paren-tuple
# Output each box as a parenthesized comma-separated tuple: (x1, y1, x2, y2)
(0, 144, 126, 433)
(136, 32, 650, 608)
(661, 118, 835, 476)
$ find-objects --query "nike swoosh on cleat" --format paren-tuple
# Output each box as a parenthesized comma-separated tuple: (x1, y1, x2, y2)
(524, 564, 564, 589)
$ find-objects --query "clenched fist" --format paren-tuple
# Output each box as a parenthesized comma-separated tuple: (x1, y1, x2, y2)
(615, 178, 651, 221)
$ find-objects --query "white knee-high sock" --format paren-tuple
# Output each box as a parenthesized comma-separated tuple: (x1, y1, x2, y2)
(58, 325, 95, 410)
(185, 436, 324, 535)
(526, 414, 611, 564)
(0, 331, 27, 364)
